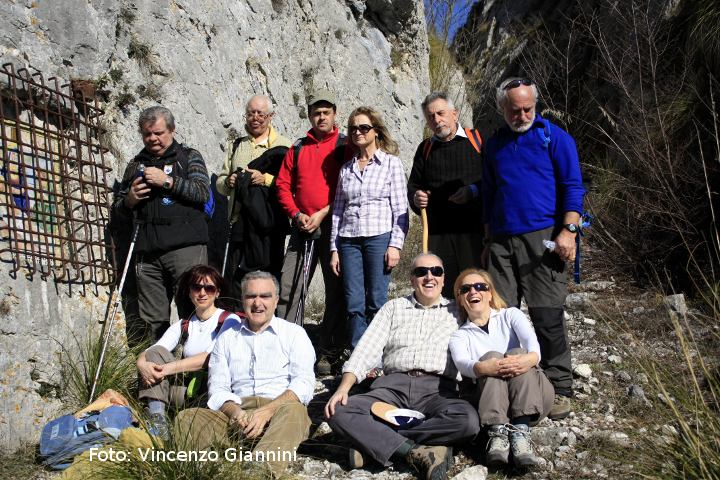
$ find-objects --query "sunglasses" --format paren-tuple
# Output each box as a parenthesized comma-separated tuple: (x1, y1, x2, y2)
(502, 78, 533, 90)
(348, 124, 374, 135)
(412, 266, 444, 277)
(458, 282, 490, 294)
(190, 283, 217, 294)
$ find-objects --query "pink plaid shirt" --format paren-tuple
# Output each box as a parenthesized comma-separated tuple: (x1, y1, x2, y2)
(330, 149, 409, 251)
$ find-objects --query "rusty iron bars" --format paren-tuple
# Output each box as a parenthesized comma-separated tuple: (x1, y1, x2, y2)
(0, 63, 115, 285)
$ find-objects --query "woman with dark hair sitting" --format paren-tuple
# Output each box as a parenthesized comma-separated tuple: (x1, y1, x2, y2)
(449, 268, 553, 469)
(136, 264, 239, 435)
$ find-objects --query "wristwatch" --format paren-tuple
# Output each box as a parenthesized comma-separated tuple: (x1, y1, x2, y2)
(294, 212, 302, 223)
(563, 223, 579, 234)
(162, 176, 172, 190)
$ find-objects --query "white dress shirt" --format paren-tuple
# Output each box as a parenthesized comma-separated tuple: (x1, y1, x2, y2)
(207, 316, 316, 410)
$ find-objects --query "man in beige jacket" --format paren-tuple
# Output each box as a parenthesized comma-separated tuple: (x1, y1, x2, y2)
(216, 95, 292, 307)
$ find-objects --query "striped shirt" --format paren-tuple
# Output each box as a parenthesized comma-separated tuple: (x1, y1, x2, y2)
(330, 149, 409, 251)
(342, 294, 462, 381)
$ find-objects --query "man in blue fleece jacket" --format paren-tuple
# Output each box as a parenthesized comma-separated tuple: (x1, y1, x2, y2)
(481, 78, 585, 420)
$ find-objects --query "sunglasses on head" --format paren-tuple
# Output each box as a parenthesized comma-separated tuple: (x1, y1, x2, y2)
(348, 124, 374, 135)
(502, 78, 533, 91)
(458, 282, 490, 294)
(190, 283, 217, 294)
(412, 266, 444, 277)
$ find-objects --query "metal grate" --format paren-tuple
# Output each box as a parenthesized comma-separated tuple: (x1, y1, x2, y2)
(0, 63, 115, 285)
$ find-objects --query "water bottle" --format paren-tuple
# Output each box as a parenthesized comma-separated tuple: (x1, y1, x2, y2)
(543, 239, 556, 251)
(136, 163, 145, 179)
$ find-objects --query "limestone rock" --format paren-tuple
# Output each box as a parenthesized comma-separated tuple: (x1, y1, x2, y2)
(573, 363, 593, 379)
(664, 294, 688, 315)
(451, 465, 488, 480)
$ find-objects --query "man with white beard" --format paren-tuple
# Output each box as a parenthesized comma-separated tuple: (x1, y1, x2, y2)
(481, 77, 585, 420)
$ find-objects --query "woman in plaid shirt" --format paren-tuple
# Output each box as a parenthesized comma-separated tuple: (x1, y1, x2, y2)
(330, 106, 409, 348)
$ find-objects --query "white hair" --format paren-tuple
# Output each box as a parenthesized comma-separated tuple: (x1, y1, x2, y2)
(245, 94, 274, 114)
(495, 78, 539, 112)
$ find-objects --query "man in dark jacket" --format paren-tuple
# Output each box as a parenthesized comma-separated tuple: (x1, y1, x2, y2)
(408, 92, 484, 298)
(113, 106, 210, 344)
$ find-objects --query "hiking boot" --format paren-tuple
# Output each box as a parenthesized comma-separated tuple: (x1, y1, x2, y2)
(485, 424, 510, 466)
(406, 445, 453, 480)
(548, 394, 572, 420)
(509, 424, 539, 468)
(348, 447, 369, 469)
(147, 412, 170, 440)
(315, 355, 332, 376)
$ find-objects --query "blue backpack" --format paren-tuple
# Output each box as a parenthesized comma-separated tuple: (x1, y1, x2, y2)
(174, 144, 215, 220)
(39, 405, 134, 470)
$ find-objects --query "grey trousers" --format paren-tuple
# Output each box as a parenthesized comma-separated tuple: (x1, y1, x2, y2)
(488, 226, 573, 395)
(328, 373, 480, 466)
(428, 232, 485, 299)
(137, 345, 188, 409)
(469, 349, 554, 425)
(277, 217, 346, 352)
(136, 244, 207, 343)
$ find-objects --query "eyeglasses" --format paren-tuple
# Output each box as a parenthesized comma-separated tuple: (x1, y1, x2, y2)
(458, 282, 490, 294)
(348, 124, 374, 135)
(190, 283, 218, 294)
(502, 78, 533, 90)
(244, 111, 271, 120)
(412, 266, 444, 277)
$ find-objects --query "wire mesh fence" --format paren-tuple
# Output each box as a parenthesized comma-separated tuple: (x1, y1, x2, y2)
(0, 63, 115, 285)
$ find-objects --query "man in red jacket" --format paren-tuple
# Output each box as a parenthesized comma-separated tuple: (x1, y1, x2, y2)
(275, 89, 347, 376)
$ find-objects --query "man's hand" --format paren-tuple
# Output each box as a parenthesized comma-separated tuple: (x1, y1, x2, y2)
(225, 172, 238, 189)
(385, 246, 400, 270)
(324, 389, 349, 418)
(221, 402, 250, 430)
(243, 406, 274, 439)
(413, 189, 430, 209)
(554, 229, 576, 262)
(302, 209, 327, 233)
(124, 176, 151, 209)
(143, 166, 169, 189)
(330, 251, 341, 276)
(245, 168, 265, 186)
(448, 186, 472, 205)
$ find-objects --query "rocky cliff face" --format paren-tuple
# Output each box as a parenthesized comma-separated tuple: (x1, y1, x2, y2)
(0, 0, 429, 450)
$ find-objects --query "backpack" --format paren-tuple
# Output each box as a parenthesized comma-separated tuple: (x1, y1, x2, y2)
(422, 127, 483, 160)
(174, 144, 215, 220)
(39, 405, 134, 470)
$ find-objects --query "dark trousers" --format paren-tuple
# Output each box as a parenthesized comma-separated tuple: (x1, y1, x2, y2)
(277, 217, 346, 352)
(488, 226, 572, 395)
(428, 232, 485, 299)
(328, 373, 480, 466)
(135, 244, 207, 343)
(224, 235, 286, 311)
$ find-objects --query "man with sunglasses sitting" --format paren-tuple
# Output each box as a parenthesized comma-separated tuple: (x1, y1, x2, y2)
(481, 77, 585, 420)
(325, 253, 479, 480)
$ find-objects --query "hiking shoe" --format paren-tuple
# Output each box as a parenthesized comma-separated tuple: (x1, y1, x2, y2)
(485, 424, 510, 466)
(406, 445, 453, 480)
(509, 424, 539, 468)
(348, 447, 369, 469)
(315, 355, 332, 376)
(147, 412, 170, 440)
(548, 394, 572, 420)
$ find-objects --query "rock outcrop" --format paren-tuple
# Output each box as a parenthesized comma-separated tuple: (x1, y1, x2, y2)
(0, 0, 430, 450)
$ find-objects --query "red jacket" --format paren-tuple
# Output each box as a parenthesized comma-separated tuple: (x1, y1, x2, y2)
(276, 126, 347, 218)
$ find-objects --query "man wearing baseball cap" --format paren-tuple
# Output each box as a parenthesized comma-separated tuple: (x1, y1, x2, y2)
(275, 88, 349, 375)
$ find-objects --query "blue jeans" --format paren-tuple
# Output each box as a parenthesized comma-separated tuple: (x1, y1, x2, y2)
(338, 232, 391, 348)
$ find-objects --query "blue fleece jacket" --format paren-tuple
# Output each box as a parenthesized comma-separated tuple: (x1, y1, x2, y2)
(482, 115, 584, 236)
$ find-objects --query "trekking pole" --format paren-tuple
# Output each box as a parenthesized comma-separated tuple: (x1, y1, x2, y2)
(294, 238, 314, 326)
(420, 208, 429, 254)
(221, 226, 232, 277)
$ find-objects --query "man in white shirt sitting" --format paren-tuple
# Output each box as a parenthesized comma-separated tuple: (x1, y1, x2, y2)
(175, 270, 315, 476)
